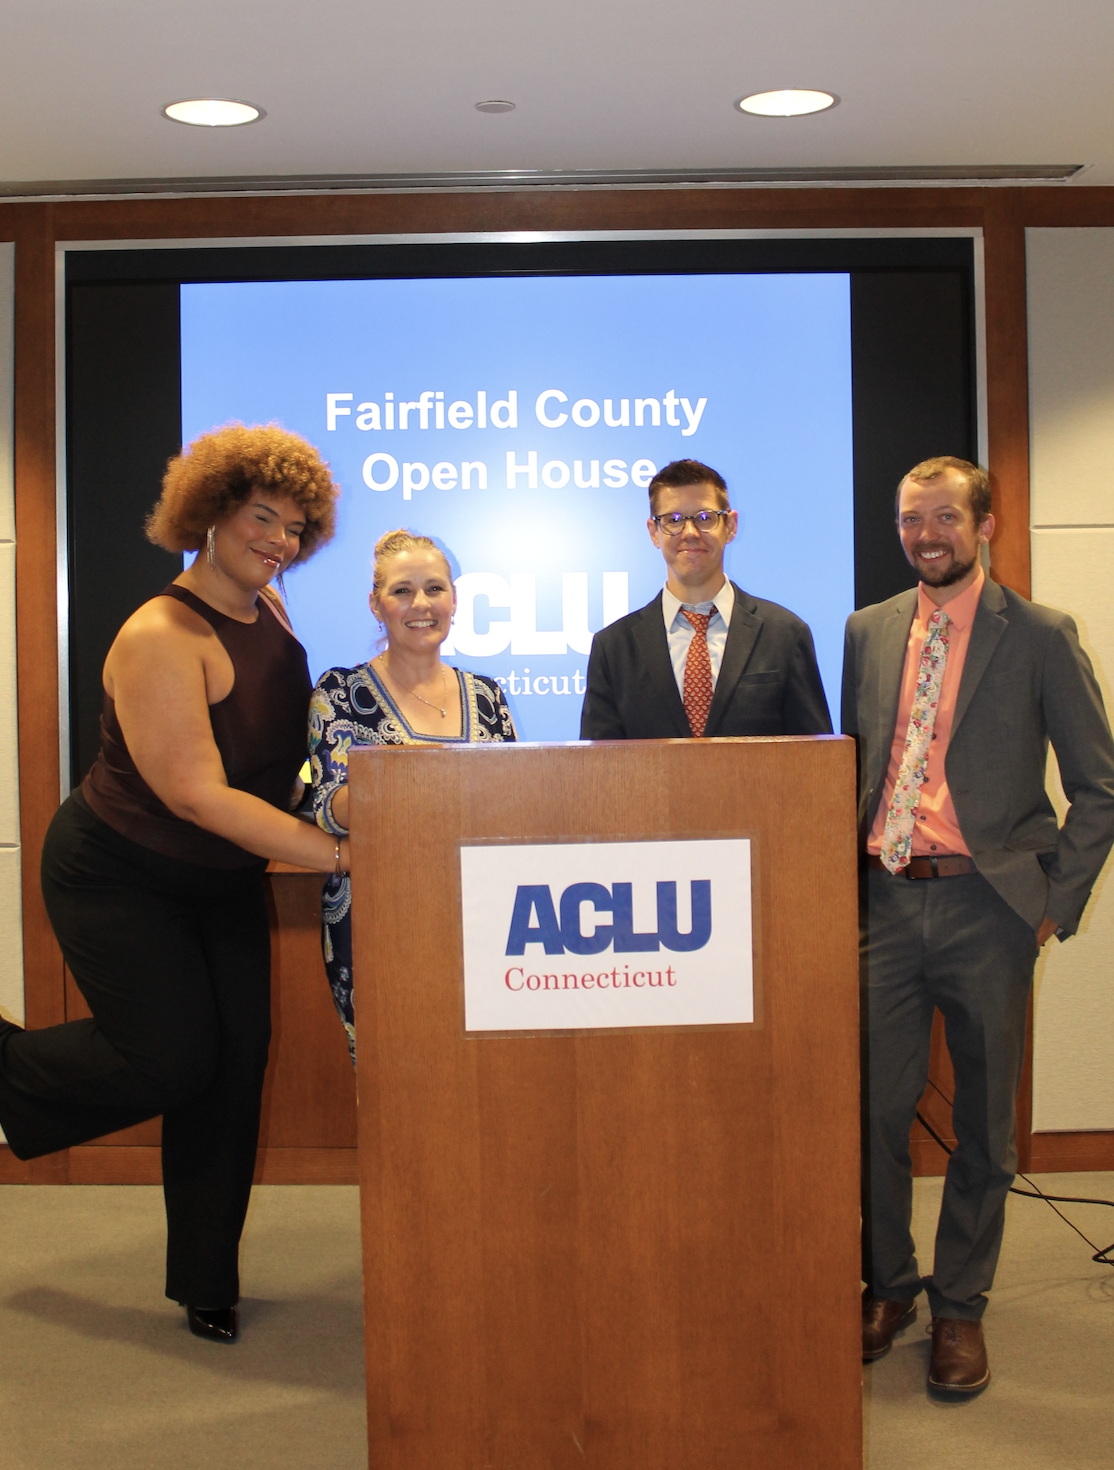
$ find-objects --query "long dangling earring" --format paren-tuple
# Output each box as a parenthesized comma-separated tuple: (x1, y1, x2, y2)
(206, 525, 217, 570)
(277, 571, 287, 599)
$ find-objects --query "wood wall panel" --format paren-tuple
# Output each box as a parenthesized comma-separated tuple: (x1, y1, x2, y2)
(260, 874, 358, 1149)
(0, 1144, 66, 1183)
(983, 190, 1032, 597)
(0, 1143, 359, 1185)
(33, 185, 986, 244)
(917, 1124, 1114, 1176)
(20, 1130, 1104, 1186)
(8, 206, 70, 1185)
(1029, 1130, 1114, 1172)
(13, 206, 63, 1025)
(910, 996, 1034, 1178)
(0, 181, 1089, 1185)
(3, 874, 358, 1179)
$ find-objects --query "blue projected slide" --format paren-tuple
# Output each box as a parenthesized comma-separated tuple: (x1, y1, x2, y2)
(181, 273, 853, 741)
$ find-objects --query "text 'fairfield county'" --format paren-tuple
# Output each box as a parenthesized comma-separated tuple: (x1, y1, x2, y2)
(325, 389, 708, 437)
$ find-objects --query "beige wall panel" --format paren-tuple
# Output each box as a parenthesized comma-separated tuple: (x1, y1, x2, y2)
(1028, 228, 1114, 529)
(1029, 232, 1114, 1129)
(1030, 528, 1114, 1130)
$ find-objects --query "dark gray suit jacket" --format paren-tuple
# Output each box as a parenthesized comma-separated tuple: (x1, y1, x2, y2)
(580, 581, 832, 740)
(842, 577, 1114, 933)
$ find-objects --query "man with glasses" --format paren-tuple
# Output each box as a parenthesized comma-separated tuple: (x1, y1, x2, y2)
(580, 458, 831, 739)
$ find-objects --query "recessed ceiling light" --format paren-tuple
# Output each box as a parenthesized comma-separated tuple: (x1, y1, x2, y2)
(736, 90, 838, 117)
(475, 100, 516, 114)
(162, 99, 265, 127)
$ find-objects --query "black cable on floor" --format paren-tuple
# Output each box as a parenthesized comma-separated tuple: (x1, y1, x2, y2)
(915, 1080, 1114, 1267)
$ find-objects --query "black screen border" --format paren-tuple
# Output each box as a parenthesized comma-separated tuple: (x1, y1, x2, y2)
(63, 232, 978, 786)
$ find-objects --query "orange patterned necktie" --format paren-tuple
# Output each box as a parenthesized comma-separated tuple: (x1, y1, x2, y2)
(682, 609, 714, 737)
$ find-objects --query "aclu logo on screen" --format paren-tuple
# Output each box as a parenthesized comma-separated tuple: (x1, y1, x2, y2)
(460, 838, 752, 1033)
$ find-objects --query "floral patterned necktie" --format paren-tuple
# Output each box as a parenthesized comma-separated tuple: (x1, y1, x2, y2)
(880, 607, 950, 874)
(681, 609, 714, 738)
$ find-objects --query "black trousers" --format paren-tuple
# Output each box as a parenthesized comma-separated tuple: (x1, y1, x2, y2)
(0, 794, 271, 1306)
(860, 866, 1037, 1321)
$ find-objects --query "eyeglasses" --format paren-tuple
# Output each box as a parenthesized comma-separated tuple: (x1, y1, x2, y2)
(651, 510, 731, 536)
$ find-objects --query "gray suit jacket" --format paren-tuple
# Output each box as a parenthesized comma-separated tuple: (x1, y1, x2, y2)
(842, 577, 1114, 934)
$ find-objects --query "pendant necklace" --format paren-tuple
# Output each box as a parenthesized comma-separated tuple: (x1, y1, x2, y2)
(382, 660, 450, 718)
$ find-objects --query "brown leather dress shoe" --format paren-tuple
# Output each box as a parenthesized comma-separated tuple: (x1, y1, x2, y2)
(928, 1317, 990, 1394)
(862, 1290, 917, 1361)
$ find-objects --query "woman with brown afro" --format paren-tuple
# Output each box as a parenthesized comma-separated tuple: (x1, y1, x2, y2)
(0, 424, 344, 1344)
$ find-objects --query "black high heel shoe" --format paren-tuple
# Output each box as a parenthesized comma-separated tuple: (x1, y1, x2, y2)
(183, 1303, 239, 1343)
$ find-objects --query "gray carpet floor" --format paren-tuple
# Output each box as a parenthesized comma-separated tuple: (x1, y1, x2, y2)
(2, 1174, 1112, 1468)
(864, 1172, 1114, 1469)
(0, 1184, 367, 1470)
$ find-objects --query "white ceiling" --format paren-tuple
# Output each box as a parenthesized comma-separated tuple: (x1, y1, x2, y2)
(3, 0, 1114, 189)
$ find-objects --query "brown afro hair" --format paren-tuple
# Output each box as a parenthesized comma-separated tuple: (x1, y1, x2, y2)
(146, 423, 340, 564)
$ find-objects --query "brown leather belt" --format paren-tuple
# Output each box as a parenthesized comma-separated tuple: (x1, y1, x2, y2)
(866, 853, 976, 880)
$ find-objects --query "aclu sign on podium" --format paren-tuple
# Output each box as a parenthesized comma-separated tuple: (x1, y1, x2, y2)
(460, 839, 753, 1033)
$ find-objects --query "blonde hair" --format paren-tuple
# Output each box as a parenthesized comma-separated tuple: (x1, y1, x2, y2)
(371, 529, 451, 593)
(146, 422, 340, 563)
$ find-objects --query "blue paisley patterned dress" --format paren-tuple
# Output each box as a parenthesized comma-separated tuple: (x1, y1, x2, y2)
(308, 662, 517, 1064)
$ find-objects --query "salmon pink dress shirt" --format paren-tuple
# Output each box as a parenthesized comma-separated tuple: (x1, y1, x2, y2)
(867, 569, 985, 858)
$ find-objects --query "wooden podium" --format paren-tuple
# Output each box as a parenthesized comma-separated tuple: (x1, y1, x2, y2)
(349, 736, 861, 1470)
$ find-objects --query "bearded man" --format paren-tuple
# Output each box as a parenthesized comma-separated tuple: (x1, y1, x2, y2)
(843, 456, 1114, 1394)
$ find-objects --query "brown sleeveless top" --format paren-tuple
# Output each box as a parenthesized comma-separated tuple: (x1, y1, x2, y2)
(83, 585, 312, 869)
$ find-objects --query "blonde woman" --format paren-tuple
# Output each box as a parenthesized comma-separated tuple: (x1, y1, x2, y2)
(309, 530, 516, 1061)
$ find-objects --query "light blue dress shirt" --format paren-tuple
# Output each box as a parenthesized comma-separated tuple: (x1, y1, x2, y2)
(661, 580, 736, 700)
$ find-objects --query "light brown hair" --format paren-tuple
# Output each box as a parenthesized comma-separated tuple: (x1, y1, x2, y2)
(146, 422, 340, 563)
(897, 456, 992, 524)
(371, 529, 452, 594)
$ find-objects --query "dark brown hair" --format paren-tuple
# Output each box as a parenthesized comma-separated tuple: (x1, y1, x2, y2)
(648, 459, 730, 514)
(897, 456, 992, 525)
(146, 422, 340, 564)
